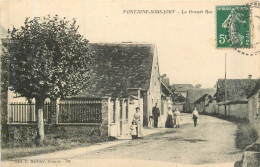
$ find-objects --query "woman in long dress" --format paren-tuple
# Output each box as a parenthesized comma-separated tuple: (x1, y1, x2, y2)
(133, 107, 141, 138)
(165, 107, 174, 128)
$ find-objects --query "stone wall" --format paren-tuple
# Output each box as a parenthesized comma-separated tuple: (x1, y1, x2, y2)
(8, 124, 101, 146)
(205, 101, 218, 114)
(172, 103, 184, 112)
(217, 103, 248, 119)
(248, 91, 260, 133)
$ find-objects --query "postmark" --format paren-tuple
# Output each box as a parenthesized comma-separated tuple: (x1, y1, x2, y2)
(216, 5, 251, 48)
(234, 2, 260, 56)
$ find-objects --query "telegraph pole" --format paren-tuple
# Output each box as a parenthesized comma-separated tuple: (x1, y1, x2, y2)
(224, 53, 227, 117)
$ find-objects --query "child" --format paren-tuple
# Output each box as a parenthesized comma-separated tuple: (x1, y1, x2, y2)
(130, 121, 137, 139)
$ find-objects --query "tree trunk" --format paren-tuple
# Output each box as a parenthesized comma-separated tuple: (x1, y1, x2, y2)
(36, 97, 45, 145)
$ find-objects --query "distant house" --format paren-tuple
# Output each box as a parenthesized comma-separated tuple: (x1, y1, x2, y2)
(74, 43, 163, 127)
(185, 88, 216, 112)
(215, 78, 259, 119)
(194, 94, 217, 114)
(173, 84, 194, 98)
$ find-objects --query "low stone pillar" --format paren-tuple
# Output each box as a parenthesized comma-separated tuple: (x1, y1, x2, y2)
(115, 98, 120, 136)
(236, 142, 260, 167)
(55, 98, 60, 124)
(99, 97, 111, 137)
(107, 97, 112, 136)
(122, 99, 129, 136)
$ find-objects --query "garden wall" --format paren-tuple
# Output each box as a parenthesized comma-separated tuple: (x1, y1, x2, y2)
(8, 124, 102, 147)
(248, 91, 260, 137)
(217, 103, 248, 119)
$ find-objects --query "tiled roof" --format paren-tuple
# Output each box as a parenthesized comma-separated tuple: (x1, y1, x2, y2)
(215, 79, 260, 102)
(186, 88, 216, 103)
(161, 80, 173, 96)
(173, 84, 194, 92)
(195, 94, 213, 104)
(76, 43, 155, 98)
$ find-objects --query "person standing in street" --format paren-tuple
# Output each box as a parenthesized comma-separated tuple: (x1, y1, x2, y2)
(152, 102, 160, 128)
(130, 121, 137, 139)
(165, 107, 174, 128)
(192, 107, 199, 127)
(175, 108, 181, 128)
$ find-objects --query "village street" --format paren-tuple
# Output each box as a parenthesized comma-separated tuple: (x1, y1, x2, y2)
(75, 114, 242, 165)
(2, 114, 243, 167)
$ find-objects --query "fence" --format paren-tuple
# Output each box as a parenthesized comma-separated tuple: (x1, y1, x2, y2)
(58, 101, 102, 124)
(8, 97, 144, 137)
(8, 102, 55, 124)
(8, 100, 102, 124)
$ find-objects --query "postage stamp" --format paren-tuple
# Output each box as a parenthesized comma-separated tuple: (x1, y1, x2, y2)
(216, 5, 251, 48)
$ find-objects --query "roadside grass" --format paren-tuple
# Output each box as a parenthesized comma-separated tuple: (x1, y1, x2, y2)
(1, 133, 116, 161)
(235, 122, 258, 150)
(201, 112, 258, 150)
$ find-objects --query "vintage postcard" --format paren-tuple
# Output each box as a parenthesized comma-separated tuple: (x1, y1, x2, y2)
(1, 0, 260, 167)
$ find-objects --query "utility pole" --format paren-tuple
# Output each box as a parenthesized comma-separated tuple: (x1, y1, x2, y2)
(224, 53, 227, 117)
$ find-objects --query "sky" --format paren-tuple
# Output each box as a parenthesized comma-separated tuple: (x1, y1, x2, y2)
(1, 0, 259, 88)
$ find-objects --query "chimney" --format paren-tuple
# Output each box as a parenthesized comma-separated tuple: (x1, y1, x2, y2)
(248, 75, 252, 79)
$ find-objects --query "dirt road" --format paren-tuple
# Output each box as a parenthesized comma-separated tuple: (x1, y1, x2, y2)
(2, 114, 243, 167)
(76, 114, 242, 165)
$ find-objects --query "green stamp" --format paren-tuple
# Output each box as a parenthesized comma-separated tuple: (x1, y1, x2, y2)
(216, 5, 251, 48)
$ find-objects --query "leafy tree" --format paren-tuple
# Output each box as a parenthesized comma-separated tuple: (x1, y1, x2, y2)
(1, 38, 11, 143)
(8, 15, 92, 144)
